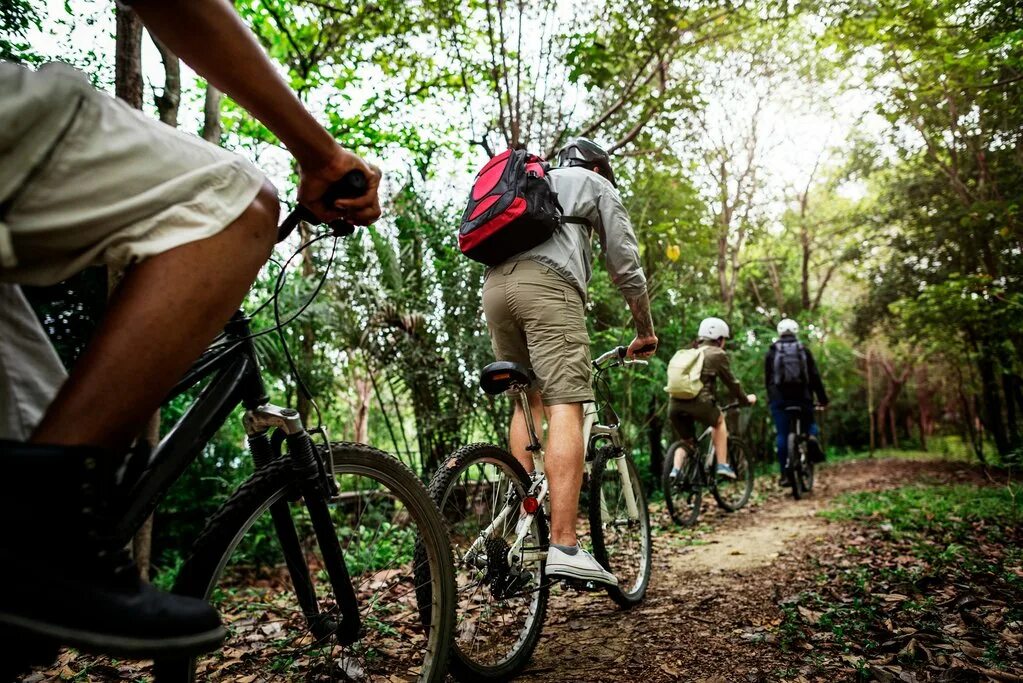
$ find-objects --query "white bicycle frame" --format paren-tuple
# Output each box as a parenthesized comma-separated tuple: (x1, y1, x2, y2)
(463, 350, 645, 571)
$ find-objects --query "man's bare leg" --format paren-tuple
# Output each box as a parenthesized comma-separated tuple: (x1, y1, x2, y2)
(31, 181, 279, 451)
(673, 444, 687, 469)
(509, 390, 544, 474)
(545, 402, 584, 547)
(712, 414, 729, 465)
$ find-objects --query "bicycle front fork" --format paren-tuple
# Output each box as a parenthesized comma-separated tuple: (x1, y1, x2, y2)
(243, 404, 362, 646)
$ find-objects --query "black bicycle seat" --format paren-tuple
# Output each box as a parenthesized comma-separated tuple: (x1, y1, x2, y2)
(480, 361, 535, 395)
(784, 406, 804, 413)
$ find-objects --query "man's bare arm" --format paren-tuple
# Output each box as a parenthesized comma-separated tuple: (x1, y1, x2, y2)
(625, 290, 657, 358)
(130, 0, 380, 224)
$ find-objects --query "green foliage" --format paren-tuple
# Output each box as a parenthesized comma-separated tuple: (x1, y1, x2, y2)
(0, 0, 42, 63)
(779, 481, 1023, 673)
(13, 0, 1022, 577)
(824, 483, 1022, 538)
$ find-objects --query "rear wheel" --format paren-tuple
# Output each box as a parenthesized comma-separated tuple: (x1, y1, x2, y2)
(427, 443, 548, 682)
(589, 446, 651, 608)
(662, 441, 702, 527)
(157, 443, 455, 682)
(712, 437, 754, 512)
(803, 452, 816, 492)
(788, 433, 806, 500)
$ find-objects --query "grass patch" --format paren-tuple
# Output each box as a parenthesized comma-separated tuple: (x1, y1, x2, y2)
(823, 482, 1022, 539)
(775, 480, 1023, 678)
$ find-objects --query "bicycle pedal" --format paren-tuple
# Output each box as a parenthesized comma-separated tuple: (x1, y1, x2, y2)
(561, 578, 603, 592)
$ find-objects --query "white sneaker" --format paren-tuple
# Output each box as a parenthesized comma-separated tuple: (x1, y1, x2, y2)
(544, 546, 618, 587)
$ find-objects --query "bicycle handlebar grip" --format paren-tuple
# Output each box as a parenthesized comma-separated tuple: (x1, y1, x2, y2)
(276, 170, 369, 243)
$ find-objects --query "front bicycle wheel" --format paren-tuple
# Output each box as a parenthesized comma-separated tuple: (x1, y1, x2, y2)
(428, 443, 549, 682)
(712, 437, 754, 511)
(590, 445, 651, 608)
(158, 442, 455, 682)
(662, 440, 703, 527)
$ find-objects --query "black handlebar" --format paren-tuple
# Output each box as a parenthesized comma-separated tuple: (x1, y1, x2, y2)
(276, 169, 369, 243)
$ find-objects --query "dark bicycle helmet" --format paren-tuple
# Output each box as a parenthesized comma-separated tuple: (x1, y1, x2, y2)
(557, 137, 617, 187)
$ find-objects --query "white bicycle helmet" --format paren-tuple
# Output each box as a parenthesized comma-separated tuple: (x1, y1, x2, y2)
(777, 318, 799, 336)
(698, 317, 730, 340)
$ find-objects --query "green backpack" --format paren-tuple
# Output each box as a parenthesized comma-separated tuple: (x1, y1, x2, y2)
(664, 347, 706, 399)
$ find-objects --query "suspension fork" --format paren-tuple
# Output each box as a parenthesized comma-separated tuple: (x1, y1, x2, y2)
(245, 405, 362, 645)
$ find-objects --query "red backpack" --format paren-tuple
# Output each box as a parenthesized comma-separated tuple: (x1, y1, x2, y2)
(458, 149, 584, 266)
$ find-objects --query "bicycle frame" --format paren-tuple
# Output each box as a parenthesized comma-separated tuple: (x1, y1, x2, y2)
(785, 406, 806, 470)
(465, 349, 644, 571)
(671, 401, 744, 488)
(113, 311, 268, 544)
(113, 309, 362, 643)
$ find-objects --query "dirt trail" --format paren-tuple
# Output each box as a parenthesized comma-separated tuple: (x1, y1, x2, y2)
(519, 457, 978, 683)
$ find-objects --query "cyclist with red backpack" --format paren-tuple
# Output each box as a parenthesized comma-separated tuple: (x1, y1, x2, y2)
(765, 319, 829, 485)
(461, 138, 657, 587)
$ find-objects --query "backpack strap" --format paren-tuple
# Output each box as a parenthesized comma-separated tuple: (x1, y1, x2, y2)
(773, 341, 783, 384)
(560, 216, 591, 226)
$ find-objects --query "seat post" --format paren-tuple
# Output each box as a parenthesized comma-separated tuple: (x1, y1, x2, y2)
(517, 389, 542, 454)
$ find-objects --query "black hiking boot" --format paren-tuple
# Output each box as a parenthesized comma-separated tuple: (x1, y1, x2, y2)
(0, 441, 225, 666)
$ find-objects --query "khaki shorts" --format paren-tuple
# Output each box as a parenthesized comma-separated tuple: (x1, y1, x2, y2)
(482, 259, 593, 405)
(0, 284, 68, 440)
(0, 63, 266, 439)
(0, 62, 266, 286)
(668, 396, 722, 443)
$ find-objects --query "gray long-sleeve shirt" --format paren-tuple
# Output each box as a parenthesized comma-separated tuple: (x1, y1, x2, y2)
(504, 166, 647, 302)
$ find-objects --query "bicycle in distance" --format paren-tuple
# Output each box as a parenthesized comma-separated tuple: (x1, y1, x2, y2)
(48, 175, 460, 682)
(662, 402, 754, 527)
(422, 345, 652, 681)
(784, 404, 827, 500)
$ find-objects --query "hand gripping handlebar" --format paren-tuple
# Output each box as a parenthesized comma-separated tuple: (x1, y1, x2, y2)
(276, 169, 368, 242)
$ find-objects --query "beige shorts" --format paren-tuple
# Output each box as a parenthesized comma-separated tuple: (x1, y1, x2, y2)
(0, 62, 266, 286)
(0, 284, 68, 440)
(482, 259, 593, 405)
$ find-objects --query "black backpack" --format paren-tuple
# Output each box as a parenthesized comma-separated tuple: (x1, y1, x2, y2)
(773, 339, 808, 387)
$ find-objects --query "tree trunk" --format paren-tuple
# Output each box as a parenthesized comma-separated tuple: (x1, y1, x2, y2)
(878, 357, 911, 449)
(915, 364, 931, 451)
(132, 417, 158, 582)
(115, 4, 155, 580)
(977, 351, 1010, 456)
(295, 222, 317, 427)
(800, 219, 811, 311)
(866, 350, 875, 456)
(115, 7, 143, 108)
(151, 34, 181, 126)
(1003, 373, 1020, 449)
(202, 85, 223, 143)
(647, 396, 663, 488)
(354, 376, 372, 443)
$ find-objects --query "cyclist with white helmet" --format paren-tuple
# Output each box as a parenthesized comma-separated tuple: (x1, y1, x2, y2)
(667, 317, 757, 481)
(765, 318, 829, 485)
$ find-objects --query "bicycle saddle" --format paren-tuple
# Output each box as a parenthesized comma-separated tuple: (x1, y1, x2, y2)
(480, 361, 535, 395)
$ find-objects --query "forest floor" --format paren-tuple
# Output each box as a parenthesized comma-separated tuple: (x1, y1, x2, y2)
(523, 454, 1023, 683)
(22, 454, 1023, 682)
